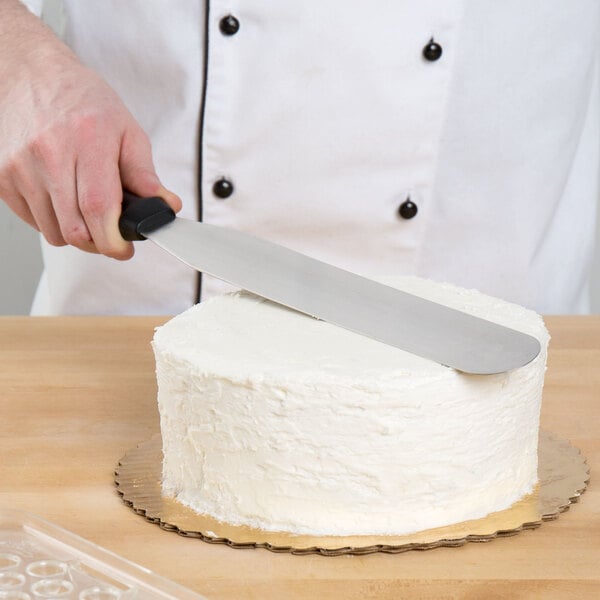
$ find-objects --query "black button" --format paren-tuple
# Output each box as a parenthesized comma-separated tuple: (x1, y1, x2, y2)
(398, 198, 418, 219)
(422, 38, 442, 61)
(213, 178, 234, 199)
(219, 15, 240, 36)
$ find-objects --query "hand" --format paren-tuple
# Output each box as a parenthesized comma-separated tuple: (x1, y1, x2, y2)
(0, 2, 181, 259)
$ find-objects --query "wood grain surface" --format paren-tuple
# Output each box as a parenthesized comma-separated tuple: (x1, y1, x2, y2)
(0, 316, 598, 599)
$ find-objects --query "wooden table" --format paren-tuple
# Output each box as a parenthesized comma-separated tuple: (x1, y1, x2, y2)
(0, 316, 598, 599)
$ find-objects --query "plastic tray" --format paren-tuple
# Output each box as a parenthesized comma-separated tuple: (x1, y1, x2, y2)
(0, 510, 206, 599)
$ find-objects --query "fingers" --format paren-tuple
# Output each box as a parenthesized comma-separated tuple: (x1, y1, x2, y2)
(9, 155, 67, 247)
(21, 189, 63, 246)
(49, 165, 99, 254)
(75, 118, 182, 260)
(24, 129, 100, 253)
(0, 174, 40, 232)
(29, 151, 99, 253)
(74, 120, 134, 260)
(72, 122, 180, 260)
(2, 191, 41, 232)
(76, 164, 132, 260)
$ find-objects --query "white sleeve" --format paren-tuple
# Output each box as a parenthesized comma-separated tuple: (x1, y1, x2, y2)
(20, 0, 44, 17)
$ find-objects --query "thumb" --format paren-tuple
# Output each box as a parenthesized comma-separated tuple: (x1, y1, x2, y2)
(119, 127, 182, 213)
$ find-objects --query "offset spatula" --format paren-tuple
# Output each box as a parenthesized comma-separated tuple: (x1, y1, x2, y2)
(119, 193, 541, 374)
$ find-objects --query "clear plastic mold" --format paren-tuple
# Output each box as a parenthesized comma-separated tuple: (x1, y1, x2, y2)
(0, 511, 205, 600)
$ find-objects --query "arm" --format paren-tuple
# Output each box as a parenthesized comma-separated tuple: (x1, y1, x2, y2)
(0, 0, 181, 259)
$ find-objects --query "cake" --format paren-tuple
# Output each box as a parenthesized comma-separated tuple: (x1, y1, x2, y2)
(152, 277, 549, 536)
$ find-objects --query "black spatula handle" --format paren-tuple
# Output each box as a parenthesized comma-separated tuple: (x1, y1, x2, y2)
(119, 192, 176, 241)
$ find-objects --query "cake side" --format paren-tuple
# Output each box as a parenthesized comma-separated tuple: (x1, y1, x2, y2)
(153, 277, 549, 536)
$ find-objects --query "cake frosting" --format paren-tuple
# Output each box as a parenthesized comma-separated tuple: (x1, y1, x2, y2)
(153, 277, 549, 536)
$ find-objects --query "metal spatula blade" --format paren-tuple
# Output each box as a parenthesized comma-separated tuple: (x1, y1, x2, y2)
(119, 193, 541, 374)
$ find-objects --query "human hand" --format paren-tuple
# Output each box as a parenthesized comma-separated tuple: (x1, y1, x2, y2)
(0, 2, 181, 259)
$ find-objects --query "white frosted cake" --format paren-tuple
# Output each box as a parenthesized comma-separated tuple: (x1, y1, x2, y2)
(153, 277, 549, 536)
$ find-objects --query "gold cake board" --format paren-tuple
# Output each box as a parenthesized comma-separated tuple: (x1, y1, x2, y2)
(114, 431, 589, 556)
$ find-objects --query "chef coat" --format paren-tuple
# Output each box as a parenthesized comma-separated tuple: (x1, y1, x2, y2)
(26, 0, 600, 315)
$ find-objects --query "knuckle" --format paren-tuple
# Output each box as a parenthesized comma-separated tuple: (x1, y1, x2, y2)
(122, 127, 152, 162)
(73, 111, 102, 141)
(72, 109, 115, 147)
(43, 231, 67, 247)
(0, 176, 13, 198)
(61, 223, 91, 247)
(131, 167, 158, 188)
(28, 131, 55, 162)
(125, 120, 150, 145)
(0, 154, 19, 177)
(78, 191, 106, 217)
(29, 111, 107, 161)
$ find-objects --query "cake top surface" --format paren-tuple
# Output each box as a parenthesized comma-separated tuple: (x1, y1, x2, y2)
(153, 277, 549, 382)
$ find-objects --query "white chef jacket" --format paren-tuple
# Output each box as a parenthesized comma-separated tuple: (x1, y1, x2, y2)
(26, 0, 600, 315)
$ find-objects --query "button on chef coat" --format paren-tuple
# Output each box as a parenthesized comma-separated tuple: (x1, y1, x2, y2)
(27, 0, 600, 315)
